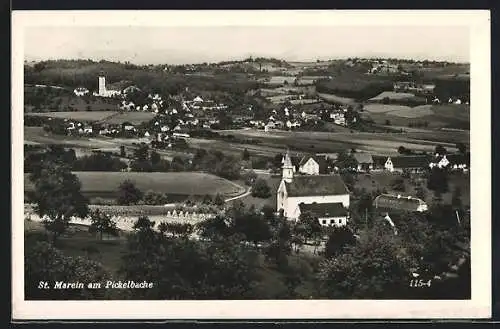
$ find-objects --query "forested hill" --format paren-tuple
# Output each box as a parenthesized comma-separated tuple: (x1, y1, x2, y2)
(24, 59, 260, 96)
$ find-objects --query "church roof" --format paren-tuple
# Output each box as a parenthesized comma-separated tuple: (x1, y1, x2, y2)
(285, 174, 349, 197)
(282, 151, 293, 168)
(299, 202, 347, 218)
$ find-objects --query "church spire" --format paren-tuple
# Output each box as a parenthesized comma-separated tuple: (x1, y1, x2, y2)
(282, 149, 294, 183)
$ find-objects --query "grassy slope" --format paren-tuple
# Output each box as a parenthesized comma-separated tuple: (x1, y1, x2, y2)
(24, 171, 246, 198)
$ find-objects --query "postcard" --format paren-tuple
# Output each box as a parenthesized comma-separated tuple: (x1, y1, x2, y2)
(12, 9, 491, 320)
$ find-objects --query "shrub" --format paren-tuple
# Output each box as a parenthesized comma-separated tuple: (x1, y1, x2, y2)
(251, 178, 272, 199)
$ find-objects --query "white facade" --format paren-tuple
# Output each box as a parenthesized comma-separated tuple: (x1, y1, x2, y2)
(299, 158, 320, 175)
(277, 180, 350, 220)
(98, 76, 106, 95)
(384, 157, 394, 172)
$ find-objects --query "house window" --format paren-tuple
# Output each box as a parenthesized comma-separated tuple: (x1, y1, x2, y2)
(322, 220, 327, 225)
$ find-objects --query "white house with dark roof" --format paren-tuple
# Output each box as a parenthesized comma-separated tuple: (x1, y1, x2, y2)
(277, 151, 350, 221)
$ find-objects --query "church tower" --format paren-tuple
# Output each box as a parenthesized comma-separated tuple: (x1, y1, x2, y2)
(282, 150, 294, 183)
(98, 71, 106, 96)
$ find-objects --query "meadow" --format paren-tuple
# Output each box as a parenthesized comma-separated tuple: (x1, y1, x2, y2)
(101, 112, 156, 125)
(25, 111, 118, 122)
(24, 171, 246, 200)
(369, 91, 416, 101)
(317, 92, 356, 105)
(362, 103, 470, 130)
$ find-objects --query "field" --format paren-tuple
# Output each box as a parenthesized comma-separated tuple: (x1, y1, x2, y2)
(317, 92, 356, 105)
(100, 112, 156, 125)
(363, 104, 470, 130)
(289, 99, 320, 105)
(364, 104, 433, 118)
(25, 111, 118, 122)
(212, 128, 468, 156)
(369, 91, 416, 101)
(24, 171, 246, 199)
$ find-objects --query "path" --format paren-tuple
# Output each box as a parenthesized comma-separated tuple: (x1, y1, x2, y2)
(224, 187, 252, 203)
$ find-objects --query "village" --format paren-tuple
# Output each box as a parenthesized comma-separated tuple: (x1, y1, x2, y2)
(23, 54, 471, 301)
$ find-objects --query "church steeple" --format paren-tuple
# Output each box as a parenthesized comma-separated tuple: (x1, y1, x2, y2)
(282, 150, 294, 183)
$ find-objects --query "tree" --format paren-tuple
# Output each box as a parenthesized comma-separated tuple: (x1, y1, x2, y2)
(298, 211, 322, 247)
(120, 145, 126, 157)
(242, 170, 257, 186)
(213, 193, 225, 206)
(385, 119, 391, 126)
(25, 241, 108, 299)
(88, 209, 119, 240)
(150, 150, 161, 165)
(427, 168, 449, 194)
(316, 225, 415, 298)
(336, 149, 358, 172)
(251, 178, 271, 198)
(451, 186, 463, 209)
(117, 180, 143, 205)
(30, 161, 89, 244)
(242, 148, 250, 161)
(324, 226, 357, 258)
(435, 145, 447, 155)
(391, 177, 406, 192)
(233, 209, 272, 246)
(456, 143, 467, 155)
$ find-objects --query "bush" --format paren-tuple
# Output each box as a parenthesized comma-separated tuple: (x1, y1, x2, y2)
(242, 170, 258, 186)
(251, 178, 271, 199)
(116, 180, 143, 205)
(143, 190, 169, 205)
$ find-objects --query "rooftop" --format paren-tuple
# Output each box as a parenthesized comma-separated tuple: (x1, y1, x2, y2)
(353, 153, 373, 164)
(299, 202, 348, 218)
(374, 194, 427, 212)
(285, 174, 349, 197)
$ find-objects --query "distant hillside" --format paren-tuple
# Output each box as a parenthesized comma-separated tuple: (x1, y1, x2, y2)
(25, 59, 259, 96)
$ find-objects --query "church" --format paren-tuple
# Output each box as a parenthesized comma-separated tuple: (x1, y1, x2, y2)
(276, 151, 351, 226)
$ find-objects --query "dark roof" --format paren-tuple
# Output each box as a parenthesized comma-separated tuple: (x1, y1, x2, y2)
(372, 155, 388, 167)
(390, 155, 431, 169)
(299, 202, 348, 218)
(374, 194, 426, 212)
(353, 153, 373, 164)
(285, 174, 349, 197)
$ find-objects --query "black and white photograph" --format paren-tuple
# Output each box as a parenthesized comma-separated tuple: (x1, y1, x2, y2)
(12, 10, 491, 320)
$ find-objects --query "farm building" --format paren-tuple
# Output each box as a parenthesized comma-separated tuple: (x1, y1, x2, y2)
(373, 155, 431, 173)
(373, 194, 428, 213)
(297, 202, 348, 227)
(353, 153, 374, 172)
(298, 155, 329, 175)
(277, 151, 350, 221)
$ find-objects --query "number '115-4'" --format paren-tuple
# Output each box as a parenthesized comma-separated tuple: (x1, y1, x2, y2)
(409, 279, 432, 287)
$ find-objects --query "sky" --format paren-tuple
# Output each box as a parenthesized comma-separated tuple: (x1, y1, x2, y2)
(24, 25, 470, 65)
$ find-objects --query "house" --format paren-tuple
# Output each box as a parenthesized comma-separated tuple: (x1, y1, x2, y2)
(193, 96, 204, 103)
(73, 87, 89, 96)
(429, 153, 470, 172)
(298, 156, 320, 175)
(373, 155, 431, 173)
(374, 194, 428, 213)
(122, 122, 136, 132)
(298, 202, 348, 227)
(353, 153, 373, 172)
(393, 81, 414, 92)
(277, 151, 350, 221)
